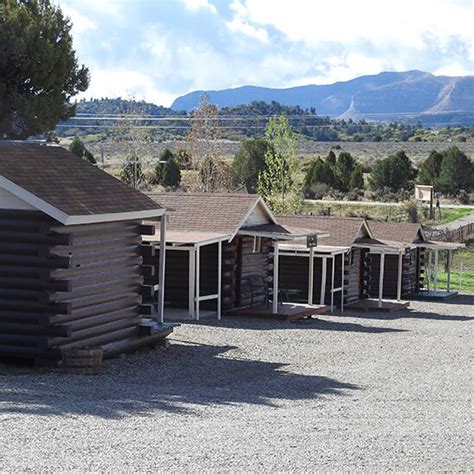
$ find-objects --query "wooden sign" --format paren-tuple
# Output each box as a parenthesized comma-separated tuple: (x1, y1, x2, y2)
(307, 234, 318, 248)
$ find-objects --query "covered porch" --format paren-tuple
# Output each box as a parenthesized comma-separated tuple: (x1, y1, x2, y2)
(410, 240, 465, 301)
(351, 239, 411, 312)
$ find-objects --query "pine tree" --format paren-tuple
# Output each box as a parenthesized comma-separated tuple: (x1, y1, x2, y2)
(0, 0, 89, 139)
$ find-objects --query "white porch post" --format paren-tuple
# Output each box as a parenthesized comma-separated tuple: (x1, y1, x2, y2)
(330, 255, 335, 313)
(272, 240, 279, 314)
(378, 251, 385, 308)
(188, 249, 195, 319)
(217, 240, 222, 320)
(320, 257, 327, 305)
(397, 250, 403, 302)
(341, 253, 345, 312)
(308, 247, 314, 305)
(157, 216, 167, 323)
(447, 250, 452, 292)
(196, 244, 200, 321)
(434, 249, 439, 292)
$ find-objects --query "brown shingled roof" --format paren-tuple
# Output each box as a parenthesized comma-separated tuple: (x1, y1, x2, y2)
(0, 144, 161, 221)
(278, 215, 370, 247)
(367, 221, 424, 244)
(147, 192, 272, 236)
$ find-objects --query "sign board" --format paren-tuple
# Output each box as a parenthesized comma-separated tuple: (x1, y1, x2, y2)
(306, 234, 318, 248)
(415, 185, 434, 202)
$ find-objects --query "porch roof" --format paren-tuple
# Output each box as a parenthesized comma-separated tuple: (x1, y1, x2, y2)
(415, 240, 465, 250)
(238, 223, 329, 241)
(279, 243, 350, 255)
(352, 238, 410, 254)
(148, 229, 230, 246)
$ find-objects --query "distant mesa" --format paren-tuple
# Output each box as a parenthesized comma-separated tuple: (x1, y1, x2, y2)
(171, 71, 474, 126)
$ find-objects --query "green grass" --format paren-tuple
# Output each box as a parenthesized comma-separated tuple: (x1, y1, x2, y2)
(422, 207, 472, 226)
(428, 249, 474, 294)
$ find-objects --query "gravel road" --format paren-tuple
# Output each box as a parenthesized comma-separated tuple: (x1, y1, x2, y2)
(0, 297, 472, 471)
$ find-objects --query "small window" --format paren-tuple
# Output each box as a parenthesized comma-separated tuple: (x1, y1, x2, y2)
(252, 236, 262, 253)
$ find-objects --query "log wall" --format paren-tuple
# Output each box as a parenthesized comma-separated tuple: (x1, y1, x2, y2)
(0, 210, 155, 363)
(366, 249, 422, 299)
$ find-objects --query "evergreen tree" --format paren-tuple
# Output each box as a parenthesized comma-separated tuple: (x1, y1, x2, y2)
(231, 138, 270, 192)
(325, 150, 336, 166)
(438, 146, 474, 194)
(153, 148, 175, 184)
(162, 155, 181, 187)
(349, 164, 364, 190)
(0, 0, 89, 139)
(304, 157, 335, 187)
(417, 150, 443, 187)
(334, 152, 355, 191)
(69, 137, 96, 164)
(369, 151, 417, 192)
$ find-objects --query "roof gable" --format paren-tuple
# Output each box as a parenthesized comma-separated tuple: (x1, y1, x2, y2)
(367, 221, 425, 244)
(278, 215, 370, 247)
(0, 144, 162, 225)
(147, 192, 276, 239)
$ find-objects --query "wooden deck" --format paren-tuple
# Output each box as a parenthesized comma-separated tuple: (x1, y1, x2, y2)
(409, 290, 458, 301)
(346, 299, 410, 312)
(234, 302, 326, 321)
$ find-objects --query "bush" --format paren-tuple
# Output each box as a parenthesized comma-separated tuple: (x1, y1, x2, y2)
(400, 200, 419, 223)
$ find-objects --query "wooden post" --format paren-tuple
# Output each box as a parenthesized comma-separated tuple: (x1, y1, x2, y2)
(272, 240, 279, 314)
(217, 240, 222, 320)
(434, 249, 439, 292)
(447, 250, 451, 292)
(157, 216, 166, 323)
(378, 252, 385, 308)
(341, 252, 345, 312)
(397, 250, 403, 302)
(196, 244, 200, 321)
(330, 255, 335, 313)
(320, 257, 327, 305)
(308, 247, 314, 305)
(188, 249, 195, 319)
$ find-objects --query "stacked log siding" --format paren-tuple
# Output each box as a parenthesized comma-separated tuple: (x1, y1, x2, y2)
(0, 210, 157, 364)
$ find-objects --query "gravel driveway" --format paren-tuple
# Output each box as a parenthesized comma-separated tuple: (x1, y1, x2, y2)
(0, 297, 472, 471)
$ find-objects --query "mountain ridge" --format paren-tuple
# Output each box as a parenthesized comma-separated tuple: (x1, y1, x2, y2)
(171, 71, 474, 125)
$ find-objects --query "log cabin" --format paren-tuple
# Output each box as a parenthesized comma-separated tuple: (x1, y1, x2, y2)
(144, 193, 328, 320)
(0, 143, 172, 365)
(277, 216, 415, 311)
(368, 221, 464, 300)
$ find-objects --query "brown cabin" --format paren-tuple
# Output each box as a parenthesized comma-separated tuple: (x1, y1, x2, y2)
(144, 193, 326, 320)
(0, 143, 172, 365)
(368, 221, 464, 300)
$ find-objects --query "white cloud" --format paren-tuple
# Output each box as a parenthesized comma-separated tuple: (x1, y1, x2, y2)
(80, 68, 176, 107)
(435, 63, 473, 76)
(61, 5, 96, 34)
(181, 0, 217, 14)
(239, 0, 473, 51)
(225, 0, 269, 42)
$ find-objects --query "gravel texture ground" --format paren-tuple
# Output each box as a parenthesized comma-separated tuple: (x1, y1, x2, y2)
(0, 297, 473, 471)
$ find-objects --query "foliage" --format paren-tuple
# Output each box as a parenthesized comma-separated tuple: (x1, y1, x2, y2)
(437, 146, 474, 194)
(69, 137, 96, 164)
(120, 160, 144, 187)
(325, 150, 336, 166)
(187, 94, 227, 192)
(334, 152, 356, 191)
(0, 0, 89, 139)
(369, 151, 417, 192)
(257, 114, 301, 213)
(153, 148, 181, 187)
(175, 149, 193, 170)
(231, 138, 270, 192)
(417, 150, 443, 187)
(349, 164, 365, 190)
(400, 200, 419, 223)
(162, 156, 181, 187)
(304, 158, 335, 188)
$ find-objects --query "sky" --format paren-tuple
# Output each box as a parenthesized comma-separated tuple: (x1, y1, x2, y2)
(58, 0, 474, 107)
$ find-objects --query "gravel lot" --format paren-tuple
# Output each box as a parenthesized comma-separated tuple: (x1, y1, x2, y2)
(0, 297, 472, 471)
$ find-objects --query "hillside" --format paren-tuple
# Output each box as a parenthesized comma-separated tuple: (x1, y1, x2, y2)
(172, 71, 474, 126)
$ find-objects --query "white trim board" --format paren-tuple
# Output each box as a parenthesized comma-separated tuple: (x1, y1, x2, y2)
(0, 176, 164, 225)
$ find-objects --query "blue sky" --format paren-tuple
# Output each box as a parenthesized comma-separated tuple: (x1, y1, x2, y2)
(58, 0, 474, 107)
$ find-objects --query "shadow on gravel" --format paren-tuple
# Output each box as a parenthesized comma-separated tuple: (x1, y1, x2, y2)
(337, 311, 474, 322)
(425, 294, 474, 306)
(192, 317, 405, 334)
(0, 342, 360, 419)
